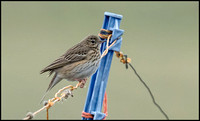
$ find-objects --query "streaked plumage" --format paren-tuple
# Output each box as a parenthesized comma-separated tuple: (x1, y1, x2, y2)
(40, 35, 105, 103)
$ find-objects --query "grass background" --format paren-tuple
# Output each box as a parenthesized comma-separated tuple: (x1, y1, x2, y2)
(1, 1, 199, 119)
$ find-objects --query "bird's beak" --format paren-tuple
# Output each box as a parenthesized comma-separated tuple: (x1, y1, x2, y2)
(99, 40, 106, 44)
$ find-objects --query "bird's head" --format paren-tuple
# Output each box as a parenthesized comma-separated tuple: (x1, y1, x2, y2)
(84, 35, 106, 48)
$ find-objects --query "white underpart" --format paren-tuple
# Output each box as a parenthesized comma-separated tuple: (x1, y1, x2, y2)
(73, 59, 100, 79)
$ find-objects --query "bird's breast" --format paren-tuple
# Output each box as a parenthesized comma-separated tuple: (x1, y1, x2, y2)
(72, 58, 101, 78)
(57, 55, 101, 81)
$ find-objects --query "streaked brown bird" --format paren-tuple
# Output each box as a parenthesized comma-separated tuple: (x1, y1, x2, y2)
(40, 35, 105, 103)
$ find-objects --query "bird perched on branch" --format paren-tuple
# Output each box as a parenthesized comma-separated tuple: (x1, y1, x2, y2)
(40, 35, 105, 103)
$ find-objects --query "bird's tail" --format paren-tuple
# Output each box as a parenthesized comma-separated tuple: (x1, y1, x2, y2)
(40, 73, 62, 104)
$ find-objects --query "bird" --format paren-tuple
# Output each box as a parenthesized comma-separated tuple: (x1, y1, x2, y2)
(40, 35, 105, 103)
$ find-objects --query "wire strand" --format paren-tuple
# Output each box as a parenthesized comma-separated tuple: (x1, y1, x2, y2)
(128, 63, 169, 120)
(23, 82, 81, 120)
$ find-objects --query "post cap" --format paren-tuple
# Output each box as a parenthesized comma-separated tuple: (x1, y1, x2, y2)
(104, 12, 123, 19)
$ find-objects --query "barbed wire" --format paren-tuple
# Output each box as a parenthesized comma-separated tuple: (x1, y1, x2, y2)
(23, 82, 81, 120)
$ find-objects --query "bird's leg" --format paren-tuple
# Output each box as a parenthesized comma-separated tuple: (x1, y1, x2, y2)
(79, 78, 86, 88)
(74, 78, 87, 88)
(75, 78, 87, 88)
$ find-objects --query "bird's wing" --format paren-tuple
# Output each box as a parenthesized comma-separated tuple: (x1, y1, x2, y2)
(40, 44, 89, 74)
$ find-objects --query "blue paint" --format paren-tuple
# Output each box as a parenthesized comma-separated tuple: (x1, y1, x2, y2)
(82, 12, 124, 120)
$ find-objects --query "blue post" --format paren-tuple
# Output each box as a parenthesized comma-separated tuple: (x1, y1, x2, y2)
(82, 12, 124, 120)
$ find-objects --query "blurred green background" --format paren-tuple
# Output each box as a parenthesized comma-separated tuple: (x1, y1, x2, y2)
(1, 1, 199, 120)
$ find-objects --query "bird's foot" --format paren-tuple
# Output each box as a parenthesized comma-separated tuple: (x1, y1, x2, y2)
(75, 78, 87, 88)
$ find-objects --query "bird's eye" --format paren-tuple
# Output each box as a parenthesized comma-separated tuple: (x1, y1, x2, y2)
(91, 40, 96, 44)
